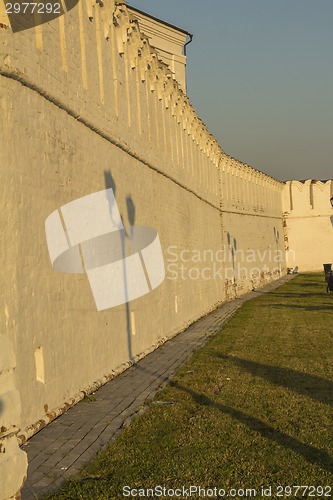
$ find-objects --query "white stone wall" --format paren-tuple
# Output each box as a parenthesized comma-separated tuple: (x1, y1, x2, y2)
(0, 1, 289, 496)
(127, 6, 189, 93)
(0, 337, 28, 500)
(283, 180, 333, 271)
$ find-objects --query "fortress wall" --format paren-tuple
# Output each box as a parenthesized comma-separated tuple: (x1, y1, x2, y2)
(220, 156, 282, 217)
(0, 0, 221, 208)
(283, 180, 333, 271)
(0, 73, 226, 438)
(0, 336, 27, 500)
(0, 4, 285, 494)
(219, 155, 285, 298)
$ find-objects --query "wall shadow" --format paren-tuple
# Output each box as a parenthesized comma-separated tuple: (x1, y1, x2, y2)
(170, 381, 333, 472)
(212, 353, 333, 407)
(104, 170, 135, 363)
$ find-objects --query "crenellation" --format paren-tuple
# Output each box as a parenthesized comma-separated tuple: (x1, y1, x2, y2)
(1, 3, 331, 497)
(283, 180, 333, 270)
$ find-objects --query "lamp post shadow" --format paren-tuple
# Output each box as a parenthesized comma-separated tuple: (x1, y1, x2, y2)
(274, 226, 281, 278)
(104, 170, 135, 364)
(227, 232, 237, 297)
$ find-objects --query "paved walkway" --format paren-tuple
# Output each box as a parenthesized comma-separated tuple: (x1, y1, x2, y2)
(21, 275, 294, 499)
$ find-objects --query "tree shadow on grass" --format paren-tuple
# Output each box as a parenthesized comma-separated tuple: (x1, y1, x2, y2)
(130, 360, 333, 472)
(264, 303, 333, 311)
(268, 289, 328, 299)
(170, 381, 333, 473)
(212, 354, 333, 406)
(285, 278, 324, 288)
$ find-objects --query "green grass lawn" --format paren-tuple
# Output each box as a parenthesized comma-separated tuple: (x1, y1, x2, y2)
(48, 274, 333, 499)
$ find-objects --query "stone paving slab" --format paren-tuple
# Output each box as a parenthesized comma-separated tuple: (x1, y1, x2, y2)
(21, 275, 294, 499)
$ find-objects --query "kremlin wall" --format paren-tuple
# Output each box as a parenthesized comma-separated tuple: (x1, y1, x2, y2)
(0, 1, 332, 497)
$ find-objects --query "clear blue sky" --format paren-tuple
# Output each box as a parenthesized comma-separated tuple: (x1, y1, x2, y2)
(128, 0, 333, 181)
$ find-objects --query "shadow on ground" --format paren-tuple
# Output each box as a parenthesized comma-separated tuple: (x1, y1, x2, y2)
(132, 353, 333, 474)
(170, 380, 333, 473)
(211, 353, 333, 406)
(269, 290, 328, 298)
(262, 303, 333, 311)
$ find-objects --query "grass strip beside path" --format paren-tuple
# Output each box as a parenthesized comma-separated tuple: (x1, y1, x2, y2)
(48, 274, 333, 498)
